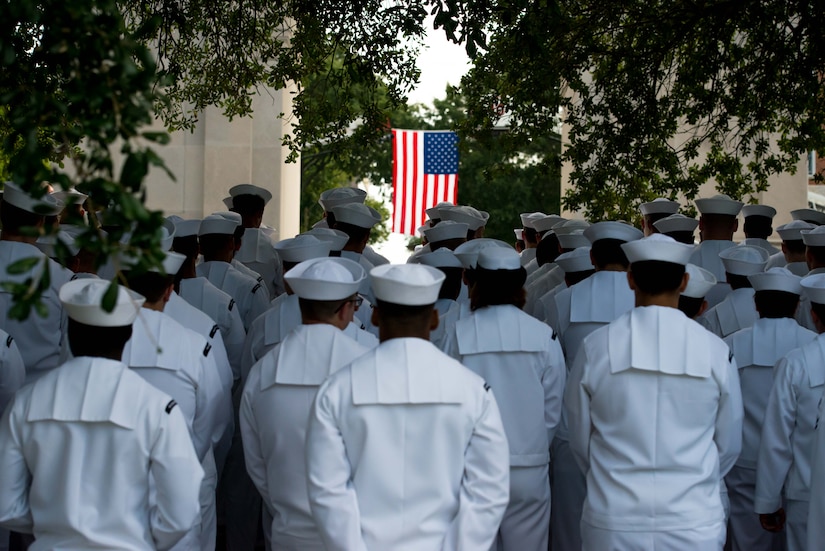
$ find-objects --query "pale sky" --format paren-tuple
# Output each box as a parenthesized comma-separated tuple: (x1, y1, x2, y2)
(406, 19, 472, 107)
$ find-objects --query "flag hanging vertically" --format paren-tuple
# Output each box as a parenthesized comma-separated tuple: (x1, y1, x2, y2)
(391, 129, 459, 236)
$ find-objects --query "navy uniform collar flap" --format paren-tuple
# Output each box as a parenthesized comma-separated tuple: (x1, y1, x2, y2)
(351, 339, 464, 405)
(570, 271, 634, 323)
(125, 312, 186, 370)
(236, 228, 272, 263)
(715, 288, 756, 337)
(28, 358, 140, 429)
(609, 307, 712, 378)
(693, 241, 735, 280)
(750, 318, 814, 367)
(180, 278, 207, 306)
(266, 325, 368, 388)
(264, 294, 301, 346)
(456, 305, 547, 355)
(804, 337, 825, 388)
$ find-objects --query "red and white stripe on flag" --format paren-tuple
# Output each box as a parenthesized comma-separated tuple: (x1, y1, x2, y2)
(391, 129, 459, 236)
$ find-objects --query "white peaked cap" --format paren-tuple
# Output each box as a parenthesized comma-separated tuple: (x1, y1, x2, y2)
(556, 247, 594, 273)
(584, 221, 643, 244)
(682, 263, 717, 298)
(440, 205, 487, 230)
(750, 267, 802, 295)
(284, 257, 365, 301)
(305, 227, 349, 251)
(424, 220, 468, 242)
(214, 211, 243, 225)
(777, 220, 815, 241)
(719, 245, 769, 276)
(557, 230, 591, 250)
(229, 184, 272, 204)
(426, 201, 454, 220)
(741, 204, 777, 219)
(51, 188, 87, 206)
(172, 218, 201, 238)
(319, 187, 367, 211)
(621, 234, 694, 265)
(639, 198, 680, 216)
(801, 225, 825, 247)
(453, 238, 513, 269)
(533, 215, 566, 233)
(695, 194, 744, 216)
(371, 264, 446, 306)
(791, 208, 825, 225)
(418, 248, 463, 269)
(477, 247, 521, 270)
(554, 219, 591, 235)
(520, 212, 546, 228)
(60, 279, 145, 327)
(274, 235, 331, 263)
(653, 213, 699, 234)
(514, 228, 524, 240)
(3, 181, 63, 215)
(198, 215, 239, 236)
(802, 274, 825, 305)
(222, 196, 234, 209)
(332, 203, 381, 229)
(160, 219, 176, 251)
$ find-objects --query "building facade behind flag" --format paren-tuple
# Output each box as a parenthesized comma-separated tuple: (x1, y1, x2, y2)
(392, 129, 459, 235)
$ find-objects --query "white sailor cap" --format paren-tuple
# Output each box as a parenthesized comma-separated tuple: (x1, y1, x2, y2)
(639, 198, 680, 216)
(371, 264, 446, 306)
(284, 257, 365, 301)
(60, 279, 145, 327)
(3, 181, 63, 216)
(274, 235, 331, 263)
(621, 234, 694, 265)
(319, 187, 367, 211)
(51, 188, 87, 206)
(653, 213, 699, 234)
(553, 219, 591, 234)
(36, 231, 80, 258)
(160, 219, 176, 251)
(802, 274, 825, 305)
(305, 228, 349, 252)
(695, 194, 744, 216)
(477, 247, 521, 270)
(557, 230, 591, 250)
(229, 184, 272, 205)
(198, 214, 239, 236)
(171, 218, 201, 238)
(719, 245, 769, 275)
(682, 264, 717, 298)
(417, 223, 430, 238)
(159, 251, 186, 275)
(750, 267, 802, 295)
(556, 247, 594, 273)
(440, 205, 487, 231)
(520, 212, 546, 229)
(776, 220, 815, 242)
(222, 196, 234, 209)
(418, 248, 463, 269)
(424, 220, 468, 242)
(332, 203, 381, 229)
(533, 215, 566, 233)
(214, 211, 243, 226)
(426, 201, 454, 220)
(584, 221, 643, 244)
(801, 225, 825, 247)
(514, 228, 524, 241)
(453, 238, 513, 269)
(741, 204, 777, 219)
(791, 208, 825, 226)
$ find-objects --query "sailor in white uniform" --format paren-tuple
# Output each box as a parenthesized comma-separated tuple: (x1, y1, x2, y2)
(518, 212, 544, 265)
(532, 230, 589, 322)
(698, 245, 768, 338)
(315, 187, 390, 266)
(0, 182, 73, 384)
(523, 233, 566, 318)
(790, 207, 825, 226)
(0, 279, 203, 550)
(418, 248, 464, 352)
(533, 246, 594, 324)
(241, 257, 371, 550)
(766, 220, 814, 273)
(444, 247, 565, 550)
(724, 268, 816, 551)
(740, 204, 781, 256)
(689, 194, 744, 307)
(306, 263, 510, 550)
(196, 215, 270, 331)
(440, 205, 489, 242)
(639, 197, 680, 236)
(678, 263, 717, 320)
(566, 234, 743, 551)
(453, 238, 514, 312)
(794, 225, 825, 333)
(754, 273, 825, 551)
(330, 202, 381, 304)
(212, 210, 269, 291)
(806, 394, 825, 550)
(653, 213, 699, 245)
(422, 220, 468, 252)
(521, 215, 566, 276)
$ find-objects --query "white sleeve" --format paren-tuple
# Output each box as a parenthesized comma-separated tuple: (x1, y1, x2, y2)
(715, 355, 743, 478)
(0, 396, 33, 534)
(543, 339, 567, 446)
(222, 304, 246, 384)
(306, 377, 368, 551)
(0, 336, 25, 415)
(808, 398, 825, 550)
(239, 376, 271, 507)
(565, 346, 591, 474)
(442, 388, 510, 551)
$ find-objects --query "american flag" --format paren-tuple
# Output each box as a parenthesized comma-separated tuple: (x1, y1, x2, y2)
(392, 129, 459, 236)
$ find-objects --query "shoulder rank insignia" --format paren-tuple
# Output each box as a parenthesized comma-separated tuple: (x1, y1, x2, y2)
(228, 299, 236, 311)
(551, 331, 558, 341)
(165, 400, 177, 414)
(5, 335, 12, 348)
(729, 350, 734, 363)
(252, 283, 262, 294)
(203, 343, 212, 357)
(210, 325, 219, 338)
(483, 382, 491, 392)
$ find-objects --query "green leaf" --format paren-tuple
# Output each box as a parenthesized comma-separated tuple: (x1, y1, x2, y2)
(6, 256, 40, 275)
(101, 280, 119, 313)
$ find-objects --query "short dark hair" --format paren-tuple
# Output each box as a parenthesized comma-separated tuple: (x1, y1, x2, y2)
(726, 273, 752, 290)
(68, 318, 132, 358)
(663, 230, 695, 245)
(334, 221, 370, 245)
(644, 212, 672, 226)
(198, 234, 234, 258)
(590, 239, 629, 270)
(374, 299, 434, 334)
(470, 266, 527, 311)
(124, 270, 174, 303)
(784, 239, 806, 254)
(523, 227, 539, 246)
(436, 267, 463, 300)
(430, 237, 465, 252)
(172, 235, 199, 260)
(811, 301, 825, 325)
(701, 213, 737, 229)
(754, 290, 799, 319)
(679, 295, 705, 319)
(298, 296, 351, 322)
(808, 245, 825, 266)
(536, 234, 561, 266)
(0, 201, 42, 233)
(231, 194, 265, 217)
(565, 269, 595, 287)
(630, 260, 685, 295)
(743, 215, 772, 239)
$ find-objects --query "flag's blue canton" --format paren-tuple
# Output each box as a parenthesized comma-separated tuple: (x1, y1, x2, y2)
(423, 132, 459, 174)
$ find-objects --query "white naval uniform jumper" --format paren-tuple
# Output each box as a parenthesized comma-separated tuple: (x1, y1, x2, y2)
(197, 260, 270, 331)
(520, 247, 537, 267)
(806, 396, 825, 550)
(699, 287, 759, 338)
(689, 240, 736, 308)
(724, 318, 816, 551)
(430, 297, 461, 353)
(566, 306, 743, 551)
(0, 357, 204, 550)
(240, 324, 370, 550)
(235, 228, 284, 297)
(446, 304, 566, 550)
(524, 263, 564, 318)
(741, 237, 781, 257)
(306, 337, 511, 551)
(755, 335, 825, 551)
(533, 280, 567, 324)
